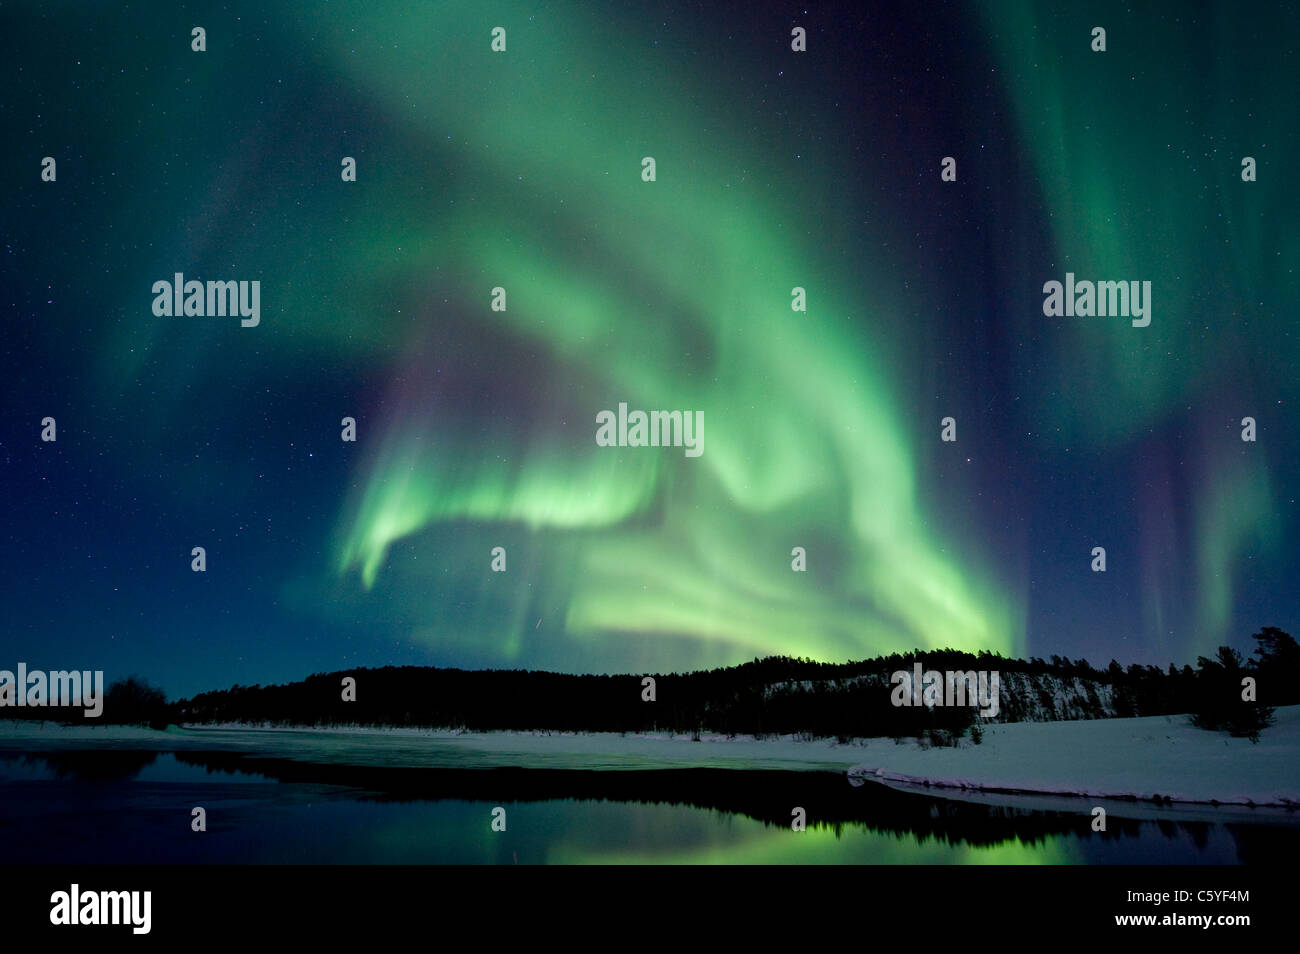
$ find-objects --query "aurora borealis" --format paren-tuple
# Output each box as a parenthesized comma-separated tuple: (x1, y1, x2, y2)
(1, 1, 1296, 697)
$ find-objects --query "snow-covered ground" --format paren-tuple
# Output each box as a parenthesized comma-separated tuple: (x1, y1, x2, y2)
(848, 705, 1300, 808)
(2, 705, 1297, 807)
(0, 720, 863, 772)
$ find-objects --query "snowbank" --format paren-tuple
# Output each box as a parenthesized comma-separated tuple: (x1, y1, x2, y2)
(847, 705, 1300, 807)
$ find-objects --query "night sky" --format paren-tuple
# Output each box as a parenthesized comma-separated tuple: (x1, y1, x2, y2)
(2, 1, 1296, 699)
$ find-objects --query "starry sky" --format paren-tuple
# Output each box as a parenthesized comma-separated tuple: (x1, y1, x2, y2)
(2, 1, 1296, 698)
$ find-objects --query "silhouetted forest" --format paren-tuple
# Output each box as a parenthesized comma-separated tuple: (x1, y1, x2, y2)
(5, 628, 1294, 743)
(166, 627, 1297, 743)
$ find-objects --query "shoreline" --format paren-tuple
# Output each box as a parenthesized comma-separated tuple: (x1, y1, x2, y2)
(2, 706, 1297, 812)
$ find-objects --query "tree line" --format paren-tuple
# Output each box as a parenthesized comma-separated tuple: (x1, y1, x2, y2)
(169, 627, 1296, 743)
(5, 627, 1293, 743)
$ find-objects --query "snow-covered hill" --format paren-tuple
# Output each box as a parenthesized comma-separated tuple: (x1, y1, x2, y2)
(762, 669, 1120, 722)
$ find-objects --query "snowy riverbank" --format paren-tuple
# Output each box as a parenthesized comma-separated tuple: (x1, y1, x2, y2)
(847, 705, 1300, 808)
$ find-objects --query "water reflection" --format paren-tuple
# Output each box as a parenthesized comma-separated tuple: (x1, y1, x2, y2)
(0, 749, 1294, 864)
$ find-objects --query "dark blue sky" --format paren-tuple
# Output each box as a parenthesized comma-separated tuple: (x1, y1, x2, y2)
(2, 1, 1296, 698)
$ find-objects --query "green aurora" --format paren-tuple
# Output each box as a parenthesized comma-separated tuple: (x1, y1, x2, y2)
(317, 1, 1022, 667)
(7, 0, 1293, 690)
